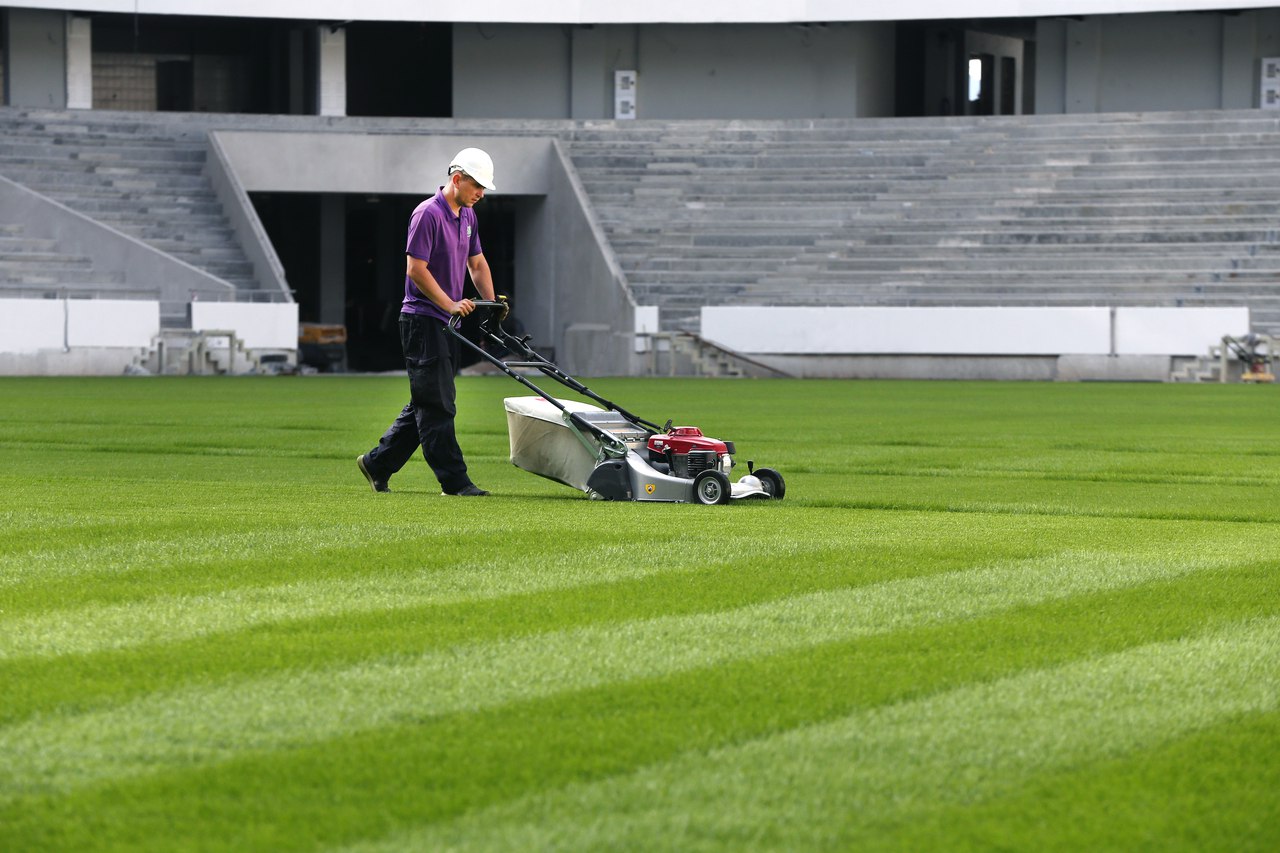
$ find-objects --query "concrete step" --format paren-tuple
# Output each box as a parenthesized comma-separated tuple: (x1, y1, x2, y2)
(0, 168, 209, 191)
(625, 268, 1280, 286)
(114, 227, 238, 246)
(0, 141, 205, 162)
(0, 249, 95, 265)
(595, 206, 1280, 229)
(0, 282, 158, 299)
(45, 197, 225, 217)
(0, 153, 204, 173)
(0, 235, 59, 252)
(0, 265, 121, 284)
(623, 254, 1280, 274)
(857, 227, 1280, 246)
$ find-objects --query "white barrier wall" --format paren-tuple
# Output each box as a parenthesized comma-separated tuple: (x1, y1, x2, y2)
(0, 299, 65, 352)
(701, 306, 1250, 356)
(0, 298, 160, 352)
(634, 305, 660, 353)
(1114, 307, 1250, 355)
(190, 302, 300, 349)
(702, 306, 1110, 355)
(68, 299, 161, 348)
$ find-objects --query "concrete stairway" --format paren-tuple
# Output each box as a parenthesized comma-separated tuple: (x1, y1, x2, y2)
(131, 328, 282, 376)
(0, 111, 260, 296)
(0, 222, 154, 297)
(565, 111, 1280, 336)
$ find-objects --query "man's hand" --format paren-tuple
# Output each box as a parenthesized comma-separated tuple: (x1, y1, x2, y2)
(451, 298, 477, 317)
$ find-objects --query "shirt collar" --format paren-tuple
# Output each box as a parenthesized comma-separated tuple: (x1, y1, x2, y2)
(433, 186, 462, 219)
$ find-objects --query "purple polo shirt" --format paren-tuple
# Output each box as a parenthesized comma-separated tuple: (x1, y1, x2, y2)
(402, 188, 483, 323)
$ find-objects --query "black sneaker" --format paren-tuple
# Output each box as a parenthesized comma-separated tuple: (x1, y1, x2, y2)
(357, 455, 390, 493)
(443, 484, 489, 497)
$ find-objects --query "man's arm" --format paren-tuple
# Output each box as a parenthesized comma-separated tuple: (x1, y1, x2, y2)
(467, 253, 496, 301)
(406, 255, 475, 316)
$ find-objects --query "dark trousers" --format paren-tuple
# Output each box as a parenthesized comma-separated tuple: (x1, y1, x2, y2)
(363, 313, 471, 493)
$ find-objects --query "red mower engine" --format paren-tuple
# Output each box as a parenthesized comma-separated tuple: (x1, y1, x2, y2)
(647, 426, 736, 479)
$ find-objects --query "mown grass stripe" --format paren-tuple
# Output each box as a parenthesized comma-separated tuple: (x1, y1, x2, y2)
(4, 565, 1270, 852)
(0, 507, 983, 656)
(0, 524, 421, 590)
(345, 615, 1280, 852)
(0, 516, 626, 594)
(880, 712, 1280, 851)
(0, 538, 788, 659)
(0, 546, 1246, 800)
(10, 513, 1272, 661)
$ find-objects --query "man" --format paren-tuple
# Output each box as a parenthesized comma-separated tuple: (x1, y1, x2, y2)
(356, 148, 498, 497)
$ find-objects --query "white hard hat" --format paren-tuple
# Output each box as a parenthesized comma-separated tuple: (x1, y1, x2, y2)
(448, 147, 496, 191)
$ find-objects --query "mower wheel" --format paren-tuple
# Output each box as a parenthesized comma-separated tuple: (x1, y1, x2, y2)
(754, 467, 786, 500)
(693, 470, 732, 505)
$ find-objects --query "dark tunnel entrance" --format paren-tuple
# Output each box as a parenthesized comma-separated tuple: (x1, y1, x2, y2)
(252, 192, 518, 372)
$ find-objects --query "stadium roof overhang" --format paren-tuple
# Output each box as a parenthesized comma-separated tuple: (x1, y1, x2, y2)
(5, 0, 1275, 24)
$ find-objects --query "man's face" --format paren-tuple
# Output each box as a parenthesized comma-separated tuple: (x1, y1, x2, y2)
(455, 173, 486, 207)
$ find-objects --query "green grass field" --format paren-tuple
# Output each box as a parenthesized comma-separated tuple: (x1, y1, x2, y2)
(1, 375, 1277, 851)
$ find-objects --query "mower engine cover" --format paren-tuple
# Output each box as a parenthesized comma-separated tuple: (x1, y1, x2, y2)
(647, 426, 736, 478)
(647, 426, 729, 457)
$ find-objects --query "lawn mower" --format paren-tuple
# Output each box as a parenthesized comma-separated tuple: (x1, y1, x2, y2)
(447, 301, 785, 504)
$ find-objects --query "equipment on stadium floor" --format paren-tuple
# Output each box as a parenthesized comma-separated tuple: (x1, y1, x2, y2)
(447, 301, 785, 504)
(1221, 334, 1275, 383)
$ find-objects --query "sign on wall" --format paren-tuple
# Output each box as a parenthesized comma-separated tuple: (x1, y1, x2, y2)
(614, 70, 637, 120)
(1262, 58, 1280, 109)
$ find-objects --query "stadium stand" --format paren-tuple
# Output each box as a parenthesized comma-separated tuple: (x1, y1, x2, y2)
(0, 109, 265, 313)
(568, 111, 1280, 336)
(2, 106, 1279, 350)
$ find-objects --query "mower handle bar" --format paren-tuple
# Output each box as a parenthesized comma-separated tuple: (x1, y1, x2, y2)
(444, 300, 664, 440)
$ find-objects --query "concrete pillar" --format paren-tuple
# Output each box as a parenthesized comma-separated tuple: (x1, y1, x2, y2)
(4, 8, 67, 108)
(1064, 18, 1102, 114)
(568, 25, 606, 119)
(318, 194, 346, 325)
(1035, 20, 1067, 115)
(1222, 12, 1258, 109)
(65, 15, 91, 109)
(317, 25, 346, 117)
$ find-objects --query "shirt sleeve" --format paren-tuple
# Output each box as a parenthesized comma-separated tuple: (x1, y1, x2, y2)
(406, 208, 434, 261)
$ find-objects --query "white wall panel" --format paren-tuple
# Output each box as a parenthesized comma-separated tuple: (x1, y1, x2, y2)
(0, 298, 158, 353)
(0, 300, 66, 353)
(67, 300, 159, 347)
(701, 307, 1112, 355)
(703, 306, 1255, 356)
(1114, 307, 1250, 356)
(191, 302, 299, 350)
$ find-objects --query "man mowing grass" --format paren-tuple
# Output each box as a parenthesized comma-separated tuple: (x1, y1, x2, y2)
(357, 148, 499, 497)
